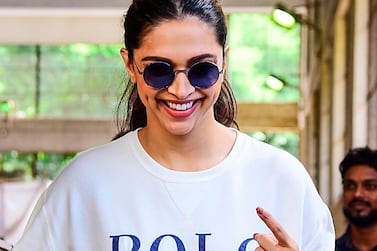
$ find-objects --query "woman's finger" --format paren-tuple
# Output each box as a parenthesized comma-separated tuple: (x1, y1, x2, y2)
(253, 233, 278, 250)
(255, 207, 299, 250)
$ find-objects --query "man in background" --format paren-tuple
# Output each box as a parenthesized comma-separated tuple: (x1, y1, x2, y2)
(336, 146, 377, 251)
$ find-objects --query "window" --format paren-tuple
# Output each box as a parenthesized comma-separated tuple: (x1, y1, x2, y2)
(0, 44, 123, 118)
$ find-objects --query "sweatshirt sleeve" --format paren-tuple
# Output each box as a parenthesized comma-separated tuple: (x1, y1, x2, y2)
(301, 179, 335, 250)
(12, 202, 54, 251)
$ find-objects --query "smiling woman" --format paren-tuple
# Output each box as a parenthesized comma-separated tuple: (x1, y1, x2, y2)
(12, 0, 334, 250)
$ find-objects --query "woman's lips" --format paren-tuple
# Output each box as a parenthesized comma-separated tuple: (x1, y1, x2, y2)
(163, 100, 200, 118)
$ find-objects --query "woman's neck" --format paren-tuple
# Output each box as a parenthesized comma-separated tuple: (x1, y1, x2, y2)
(138, 122, 236, 172)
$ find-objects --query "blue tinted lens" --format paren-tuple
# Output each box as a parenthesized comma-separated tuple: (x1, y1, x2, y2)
(143, 62, 174, 89)
(188, 62, 220, 89)
(143, 61, 220, 89)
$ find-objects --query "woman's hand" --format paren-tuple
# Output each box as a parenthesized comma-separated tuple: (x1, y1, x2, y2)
(253, 207, 299, 251)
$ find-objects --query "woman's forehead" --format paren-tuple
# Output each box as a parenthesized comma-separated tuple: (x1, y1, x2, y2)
(141, 17, 218, 45)
(135, 17, 222, 61)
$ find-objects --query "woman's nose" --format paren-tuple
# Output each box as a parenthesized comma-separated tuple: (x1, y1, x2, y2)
(167, 71, 195, 99)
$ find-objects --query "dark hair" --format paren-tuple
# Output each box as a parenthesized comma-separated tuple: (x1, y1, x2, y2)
(339, 146, 377, 178)
(113, 0, 238, 139)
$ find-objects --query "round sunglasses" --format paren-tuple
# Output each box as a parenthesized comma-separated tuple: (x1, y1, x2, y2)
(134, 61, 223, 90)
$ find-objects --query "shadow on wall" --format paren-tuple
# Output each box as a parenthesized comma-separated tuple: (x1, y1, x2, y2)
(331, 195, 347, 238)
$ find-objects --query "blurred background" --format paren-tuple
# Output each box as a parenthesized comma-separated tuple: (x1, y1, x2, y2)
(0, 0, 376, 246)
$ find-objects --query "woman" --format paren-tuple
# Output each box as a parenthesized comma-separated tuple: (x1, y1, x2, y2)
(13, 0, 335, 250)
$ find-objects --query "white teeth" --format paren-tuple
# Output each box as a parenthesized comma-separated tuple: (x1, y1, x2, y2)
(167, 101, 194, 111)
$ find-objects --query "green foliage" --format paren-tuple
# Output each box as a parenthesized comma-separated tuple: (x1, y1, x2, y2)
(248, 131, 299, 157)
(227, 13, 300, 102)
(227, 13, 301, 156)
(0, 152, 75, 180)
(0, 44, 124, 118)
(39, 44, 124, 118)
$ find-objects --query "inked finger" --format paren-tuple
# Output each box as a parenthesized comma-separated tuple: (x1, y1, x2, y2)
(256, 207, 296, 248)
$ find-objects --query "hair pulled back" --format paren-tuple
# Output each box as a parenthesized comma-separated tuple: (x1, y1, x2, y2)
(114, 0, 238, 139)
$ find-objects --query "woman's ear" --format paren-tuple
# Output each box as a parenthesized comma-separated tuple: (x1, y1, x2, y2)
(223, 46, 229, 70)
(120, 48, 137, 83)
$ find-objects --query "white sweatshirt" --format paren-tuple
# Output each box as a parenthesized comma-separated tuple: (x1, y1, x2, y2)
(13, 129, 335, 250)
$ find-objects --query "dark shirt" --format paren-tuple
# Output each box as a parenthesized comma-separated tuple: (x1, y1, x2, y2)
(336, 226, 377, 251)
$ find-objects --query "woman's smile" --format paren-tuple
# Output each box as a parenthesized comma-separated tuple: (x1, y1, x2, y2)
(166, 100, 194, 111)
(162, 99, 201, 118)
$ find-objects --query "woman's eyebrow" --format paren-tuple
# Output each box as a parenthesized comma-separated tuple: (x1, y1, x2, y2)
(141, 56, 171, 63)
(188, 53, 218, 65)
(140, 53, 218, 65)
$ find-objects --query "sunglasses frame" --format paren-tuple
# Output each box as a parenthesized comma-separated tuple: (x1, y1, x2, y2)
(133, 60, 224, 90)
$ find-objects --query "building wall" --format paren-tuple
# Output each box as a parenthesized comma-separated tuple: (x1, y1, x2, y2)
(369, 0, 377, 149)
(304, 0, 375, 237)
(352, 0, 369, 147)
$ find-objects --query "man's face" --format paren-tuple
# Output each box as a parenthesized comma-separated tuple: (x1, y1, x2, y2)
(342, 165, 377, 227)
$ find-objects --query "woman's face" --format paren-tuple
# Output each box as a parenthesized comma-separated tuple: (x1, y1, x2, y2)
(121, 16, 225, 136)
